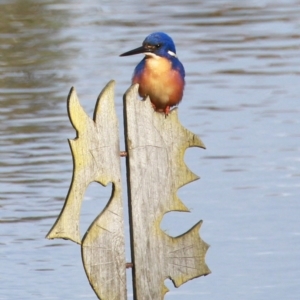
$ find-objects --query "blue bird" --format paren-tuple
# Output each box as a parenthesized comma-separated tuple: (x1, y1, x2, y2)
(120, 32, 185, 114)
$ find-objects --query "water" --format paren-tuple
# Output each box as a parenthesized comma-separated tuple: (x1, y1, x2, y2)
(1, 0, 299, 299)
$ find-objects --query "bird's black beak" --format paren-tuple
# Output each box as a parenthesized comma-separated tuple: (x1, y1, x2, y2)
(120, 45, 148, 57)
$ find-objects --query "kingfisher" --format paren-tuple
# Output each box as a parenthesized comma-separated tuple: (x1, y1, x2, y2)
(120, 32, 185, 114)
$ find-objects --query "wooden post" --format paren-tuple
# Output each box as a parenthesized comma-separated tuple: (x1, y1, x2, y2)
(124, 84, 210, 300)
(47, 81, 210, 300)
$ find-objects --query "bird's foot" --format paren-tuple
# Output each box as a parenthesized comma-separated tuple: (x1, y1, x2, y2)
(150, 102, 157, 110)
(163, 106, 170, 115)
(151, 102, 171, 116)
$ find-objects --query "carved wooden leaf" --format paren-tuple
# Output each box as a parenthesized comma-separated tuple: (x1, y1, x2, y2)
(124, 84, 210, 299)
(46, 81, 126, 299)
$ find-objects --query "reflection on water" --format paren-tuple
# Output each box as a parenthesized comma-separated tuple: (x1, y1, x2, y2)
(1, 0, 77, 202)
(1, 0, 300, 299)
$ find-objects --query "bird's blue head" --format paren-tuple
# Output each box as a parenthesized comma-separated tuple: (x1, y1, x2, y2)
(120, 32, 177, 58)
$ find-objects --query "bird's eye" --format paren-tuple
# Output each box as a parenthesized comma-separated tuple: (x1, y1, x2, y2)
(156, 44, 161, 48)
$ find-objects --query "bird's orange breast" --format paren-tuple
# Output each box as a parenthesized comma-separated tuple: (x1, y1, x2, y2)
(133, 56, 184, 110)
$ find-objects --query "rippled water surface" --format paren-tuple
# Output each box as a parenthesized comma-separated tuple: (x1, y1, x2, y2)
(1, 0, 300, 299)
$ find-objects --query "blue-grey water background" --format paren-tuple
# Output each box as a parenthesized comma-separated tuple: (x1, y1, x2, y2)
(1, 0, 300, 299)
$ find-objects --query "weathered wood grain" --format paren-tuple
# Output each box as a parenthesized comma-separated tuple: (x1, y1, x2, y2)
(124, 84, 210, 300)
(46, 81, 126, 299)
